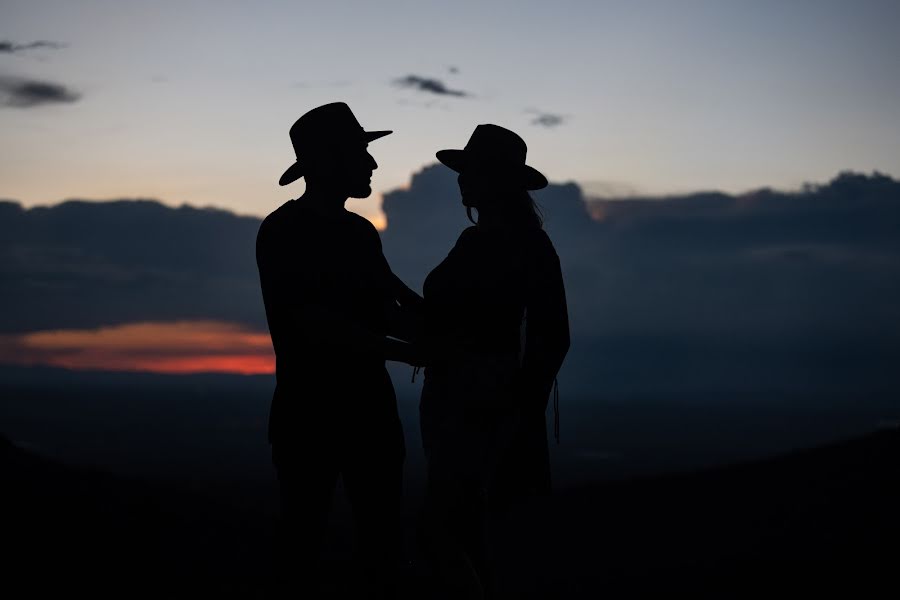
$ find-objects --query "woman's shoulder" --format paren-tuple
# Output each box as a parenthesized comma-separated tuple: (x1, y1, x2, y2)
(524, 227, 558, 256)
(452, 225, 479, 247)
(458, 225, 479, 239)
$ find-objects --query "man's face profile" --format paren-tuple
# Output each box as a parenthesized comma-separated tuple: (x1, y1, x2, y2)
(343, 142, 377, 199)
(308, 141, 376, 199)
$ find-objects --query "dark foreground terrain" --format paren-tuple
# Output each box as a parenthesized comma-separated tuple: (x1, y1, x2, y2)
(4, 424, 898, 599)
(493, 425, 900, 599)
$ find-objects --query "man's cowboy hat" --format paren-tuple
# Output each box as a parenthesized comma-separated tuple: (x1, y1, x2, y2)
(436, 124, 548, 190)
(278, 102, 392, 186)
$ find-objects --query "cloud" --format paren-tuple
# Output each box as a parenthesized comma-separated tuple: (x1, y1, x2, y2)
(0, 199, 264, 333)
(0, 40, 65, 54)
(527, 109, 567, 127)
(0, 75, 81, 107)
(393, 74, 470, 97)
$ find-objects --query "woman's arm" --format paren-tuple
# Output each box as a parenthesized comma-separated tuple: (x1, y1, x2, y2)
(390, 272, 424, 309)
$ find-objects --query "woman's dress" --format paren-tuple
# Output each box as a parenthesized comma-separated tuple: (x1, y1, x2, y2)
(421, 223, 569, 506)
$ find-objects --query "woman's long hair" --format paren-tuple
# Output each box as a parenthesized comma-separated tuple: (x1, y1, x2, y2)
(467, 188, 544, 229)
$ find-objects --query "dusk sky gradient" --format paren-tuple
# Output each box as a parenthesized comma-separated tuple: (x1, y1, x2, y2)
(3, 0, 900, 228)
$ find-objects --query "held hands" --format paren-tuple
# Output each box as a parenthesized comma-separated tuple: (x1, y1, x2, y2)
(402, 341, 429, 368)
(385, 338, 428, 368)
(385, 292, 425, 367)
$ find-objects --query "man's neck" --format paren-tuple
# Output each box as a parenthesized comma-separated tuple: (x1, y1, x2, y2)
(300, 186, 348, 215)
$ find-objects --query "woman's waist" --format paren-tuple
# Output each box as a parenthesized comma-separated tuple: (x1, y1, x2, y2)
(425, 332, 520, 357)
(424, 350, 521, 380)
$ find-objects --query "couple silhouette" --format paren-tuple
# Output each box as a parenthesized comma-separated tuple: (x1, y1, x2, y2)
(256, 102, 569, 598)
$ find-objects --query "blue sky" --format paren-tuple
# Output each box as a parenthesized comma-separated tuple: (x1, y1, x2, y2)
(2, 0, 899, 225)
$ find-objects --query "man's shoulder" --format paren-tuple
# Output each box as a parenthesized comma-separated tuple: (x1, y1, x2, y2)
(260, 200, 296, 227)
(342, 210, 383, 244)
(258, 200, 302, 239)
(258, 203, 380, 246)
(256, 201, 300, 259)
(344, 210, 378, 231)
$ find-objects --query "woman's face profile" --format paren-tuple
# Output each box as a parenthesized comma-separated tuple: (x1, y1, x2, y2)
(458, 170, 501, 208)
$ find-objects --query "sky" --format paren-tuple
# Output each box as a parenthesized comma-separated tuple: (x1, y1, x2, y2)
(2, 0, 900, 227)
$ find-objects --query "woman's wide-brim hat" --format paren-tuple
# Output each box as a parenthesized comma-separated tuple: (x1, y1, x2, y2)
(279, 102, 392, 186)
(436, 124, 548, 190)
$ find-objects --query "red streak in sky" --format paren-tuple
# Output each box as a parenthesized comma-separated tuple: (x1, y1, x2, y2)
(0, 321, 275, 375)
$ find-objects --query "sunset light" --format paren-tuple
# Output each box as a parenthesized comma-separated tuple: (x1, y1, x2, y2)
(0, 321, 275, 375)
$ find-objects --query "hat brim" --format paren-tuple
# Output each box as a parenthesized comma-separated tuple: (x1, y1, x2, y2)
(436, 149, 548, 190)
(365, 130, 393, 143)
(278, 129, 393, 186)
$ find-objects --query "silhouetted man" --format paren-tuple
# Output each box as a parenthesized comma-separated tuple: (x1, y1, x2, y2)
(256, 102, 421, 597)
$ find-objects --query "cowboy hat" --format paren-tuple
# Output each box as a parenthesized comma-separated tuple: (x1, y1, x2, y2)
(278, 102, 392, 186)
(436, 124, 548, 190)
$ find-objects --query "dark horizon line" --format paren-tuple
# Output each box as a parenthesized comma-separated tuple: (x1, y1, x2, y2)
(2, 168, 896, 221)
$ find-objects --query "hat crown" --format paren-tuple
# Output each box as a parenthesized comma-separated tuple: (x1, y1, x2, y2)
(288, 102, 367, 158)
(278, 102, 390, 186)
(463, 124, 528, 165)
(435, 123, 548, 190)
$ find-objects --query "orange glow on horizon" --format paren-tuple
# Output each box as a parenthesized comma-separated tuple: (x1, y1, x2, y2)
(351, 191, 387, 230)
(366, 211, 387, 231)
(0, 321, 275, 375)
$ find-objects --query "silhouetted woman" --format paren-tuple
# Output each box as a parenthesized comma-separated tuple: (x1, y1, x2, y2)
(418, 124, 570, 598)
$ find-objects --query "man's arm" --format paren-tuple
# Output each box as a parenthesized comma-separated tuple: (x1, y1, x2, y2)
(390, 272, 424, 309)
(386, 272, 424, 344)
(257, 219, 421, 364)
(374, 229, 424, 345)
(296, 303, 418, 364)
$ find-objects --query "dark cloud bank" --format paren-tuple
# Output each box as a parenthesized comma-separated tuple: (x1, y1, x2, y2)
(2, 170, 899, 399)
(0, 201, 263, 332)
